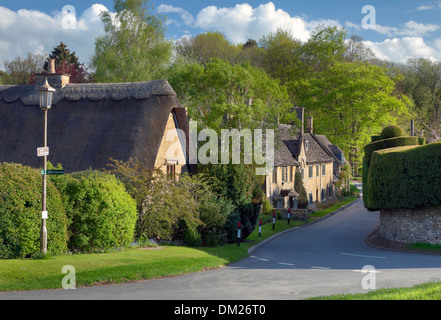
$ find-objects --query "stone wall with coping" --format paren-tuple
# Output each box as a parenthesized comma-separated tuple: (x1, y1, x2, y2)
(380, 207, 441, 244)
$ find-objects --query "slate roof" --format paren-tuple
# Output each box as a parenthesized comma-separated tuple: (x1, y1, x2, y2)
(273, 124, 301, 167)
(273, 124, 337, 167)
(0, 79, 190, 173)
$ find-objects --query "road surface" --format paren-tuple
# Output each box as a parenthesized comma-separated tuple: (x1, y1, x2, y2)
(2, 183, 441, 300)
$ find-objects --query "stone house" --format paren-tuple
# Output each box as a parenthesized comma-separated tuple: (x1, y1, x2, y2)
(0, 67, 191, 179)
(264, 109, 345, 209)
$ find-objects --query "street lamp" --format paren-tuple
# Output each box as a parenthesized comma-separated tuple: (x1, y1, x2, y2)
(38, 78, 55, 254)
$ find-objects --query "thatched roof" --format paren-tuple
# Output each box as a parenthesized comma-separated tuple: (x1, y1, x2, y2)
(0, 79, 190, 173)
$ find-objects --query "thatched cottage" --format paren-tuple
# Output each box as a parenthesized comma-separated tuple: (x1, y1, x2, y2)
(266, 108, 346, 209)
(0, 71, 191, 178)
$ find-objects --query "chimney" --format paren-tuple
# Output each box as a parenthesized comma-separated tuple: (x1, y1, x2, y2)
(35, 58, 70, 89)
(48, 59, 56, 74)
(306, 116, 313, 134)
(293, 107, 304, 133)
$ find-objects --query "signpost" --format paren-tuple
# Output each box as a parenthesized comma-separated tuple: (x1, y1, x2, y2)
(40, 169, 65, 175)
(37, 147, 49, 157)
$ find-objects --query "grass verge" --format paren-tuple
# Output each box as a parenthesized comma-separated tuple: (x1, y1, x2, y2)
(309, 282, 441, 300)
(0, 195, 358, 292)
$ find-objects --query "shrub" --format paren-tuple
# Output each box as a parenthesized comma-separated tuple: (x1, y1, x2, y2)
(365, 142, 441, 210)
(380, 125, 404, 140)
(0, 163, 68, 258)
(52, 170, 137, 252)
(294, 169, 308, 208)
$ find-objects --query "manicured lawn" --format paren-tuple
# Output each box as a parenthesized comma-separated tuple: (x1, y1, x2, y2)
(310, 282, 441, 300)
(0, 195, 358, 292)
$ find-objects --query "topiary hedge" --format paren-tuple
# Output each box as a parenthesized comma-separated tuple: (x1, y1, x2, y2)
(364, 142, 441, 210)
(380, 125, 404, 140)
(52, 170, 137, 253)
(363, 136, 422, 169)
(0, 163, 68, 258)
(362, 126, 426, 211)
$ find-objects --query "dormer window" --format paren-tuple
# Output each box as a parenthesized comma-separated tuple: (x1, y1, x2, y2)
(305, 140, 309, 151)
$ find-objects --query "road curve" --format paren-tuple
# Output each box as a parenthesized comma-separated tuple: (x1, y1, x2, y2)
(2, 188, 441, 300)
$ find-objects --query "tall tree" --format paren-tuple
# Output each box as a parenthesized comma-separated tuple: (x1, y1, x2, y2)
(2, 52, 46, 85)
(43, 42, 79, 71)
(175, 32, 241, 65)
(291, 60, 411, 173)
(401, 58, 441, 142)
(93, 0, 172, 82)
(167, 58, 293, 132)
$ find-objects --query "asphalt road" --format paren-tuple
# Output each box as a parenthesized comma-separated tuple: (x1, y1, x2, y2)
(2, 183, 441, 300)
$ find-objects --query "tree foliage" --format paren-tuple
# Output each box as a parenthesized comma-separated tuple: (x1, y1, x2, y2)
(1, 52, 46, 85)
(93, 0, 172, 82)
(167, 58, 293, 132)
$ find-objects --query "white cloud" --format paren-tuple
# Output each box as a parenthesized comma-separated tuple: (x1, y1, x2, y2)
(416, 5, 433, 11)
(364, 37, 439, 63)
(193, 2, 310, 44)
(157, 4, 195, 26)
(0, 4, 108, 68)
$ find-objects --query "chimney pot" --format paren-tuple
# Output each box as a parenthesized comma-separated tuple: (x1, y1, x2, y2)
(48, 59, 56, 74)
(306, 116, 313, 134)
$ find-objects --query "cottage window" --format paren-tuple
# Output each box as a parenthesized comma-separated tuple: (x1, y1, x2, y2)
(309, 166, 313, 179)
(272, 167, 277, 183)
(308, 192, 313, 205)
(322, 164, 326, 176)
(282, 166, 288, 182)
(289, 166, 293, 182)
(321, 188, 326, 202)
(301, 168, 304, 180)
(167, 164, 176, 181)
(316, 165, 319, 177)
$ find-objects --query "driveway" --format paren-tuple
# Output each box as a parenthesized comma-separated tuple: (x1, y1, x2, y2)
(2, 186, 441, 300)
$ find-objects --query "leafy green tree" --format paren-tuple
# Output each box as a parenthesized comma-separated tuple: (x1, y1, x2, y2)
(259, 28, 303, 85)
(93, 0, 172, 82)
(2, 52, 46, 85)
(175, 32, 241, 65)
(167, 58, 293, 132)
(401, 58, 441, 142)
(291, 60, 411, 173)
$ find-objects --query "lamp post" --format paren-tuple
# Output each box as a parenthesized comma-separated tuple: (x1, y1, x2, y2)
(38, 78, 55, 254)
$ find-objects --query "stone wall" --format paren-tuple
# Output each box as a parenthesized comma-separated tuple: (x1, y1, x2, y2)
(380, 207, 441, 244)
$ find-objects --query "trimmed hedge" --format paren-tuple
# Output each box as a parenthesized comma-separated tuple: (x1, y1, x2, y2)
(364, 142, 441, 210)
(380, 125, 404, 139)
(52, 170, 137, 253)
(0, 163, 68, 258)
(362, 134, 425, 211)
(364, 136, 422, 169)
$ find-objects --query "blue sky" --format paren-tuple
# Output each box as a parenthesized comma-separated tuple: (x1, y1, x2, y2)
(0, 0, 440, 67)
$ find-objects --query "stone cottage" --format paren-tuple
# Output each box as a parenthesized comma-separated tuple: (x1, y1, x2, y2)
(264, 108, 346, 209)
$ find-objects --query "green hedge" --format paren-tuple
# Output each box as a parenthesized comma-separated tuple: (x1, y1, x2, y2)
(52, 170, 137, 253)
(364, 136, 422, 169)
(362, 135, 424, 210)
(0, 163, 68, 258)
(380, 125, 404, 139)
(364, 142, 441, 210)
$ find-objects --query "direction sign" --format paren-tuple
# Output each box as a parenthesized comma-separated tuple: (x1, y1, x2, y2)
(40, 170, 65, 175)
(37, 147, 49, 157)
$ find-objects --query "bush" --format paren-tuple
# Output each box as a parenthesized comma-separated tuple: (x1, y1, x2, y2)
(380, 125, 404, 140)
(52, 170, 137, 253)
(0, 163, 68, 258)
(365, 142, 441, 210)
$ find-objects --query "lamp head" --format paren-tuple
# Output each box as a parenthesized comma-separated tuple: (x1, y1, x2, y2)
(38, 78, 55, 111)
